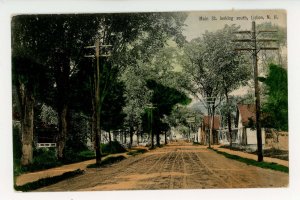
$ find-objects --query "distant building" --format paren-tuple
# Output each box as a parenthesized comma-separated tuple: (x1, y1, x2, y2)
(200, 115, 221, 145)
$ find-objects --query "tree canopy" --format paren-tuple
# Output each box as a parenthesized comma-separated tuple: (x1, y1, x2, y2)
(261, 64, 288, 131)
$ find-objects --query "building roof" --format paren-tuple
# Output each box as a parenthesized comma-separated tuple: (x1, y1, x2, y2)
(202, 115, 220, 130)
(237, 104, 256, 127)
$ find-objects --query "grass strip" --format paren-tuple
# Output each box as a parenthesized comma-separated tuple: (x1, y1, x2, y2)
(14, 169, 84, 192)
(127, 149, 148, 156)
(212, 149, 289, 173)
(87, 155, 126, 168)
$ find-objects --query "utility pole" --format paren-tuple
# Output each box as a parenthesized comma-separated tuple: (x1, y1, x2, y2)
(187, 116, 196, 142)
(85, 38, 111, 165)
(233, 21, 278, 162)
(205, 97, 216, 148)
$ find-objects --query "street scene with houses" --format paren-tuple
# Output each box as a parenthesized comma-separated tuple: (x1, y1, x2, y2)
(11, 10, 288, 191)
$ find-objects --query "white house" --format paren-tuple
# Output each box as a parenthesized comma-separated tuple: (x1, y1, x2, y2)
(234, 104, 265, 151)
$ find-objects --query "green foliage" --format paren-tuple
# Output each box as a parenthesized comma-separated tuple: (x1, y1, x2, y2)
(181, 25, 251, 111)
(142, 79, 191, 135)
(32, 148, 60, 168)
(213, 149, 288, 173)
(261, 64, 288, 131)
(147, 79, 191, 116)
(67, 112, 91, 152)
(14, 169, 84, 192)
(14, 148, 95, 175)
(63, 149, 95, 164)
(101, 141, 127, 154)
(101, 80, 126, 132)
(14, 148, 62, 175)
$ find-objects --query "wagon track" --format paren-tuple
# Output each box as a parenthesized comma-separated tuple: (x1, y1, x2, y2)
(36, 142, 288, 191)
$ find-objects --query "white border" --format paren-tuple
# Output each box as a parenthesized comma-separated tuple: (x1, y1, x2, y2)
(1, 1, 300, 200)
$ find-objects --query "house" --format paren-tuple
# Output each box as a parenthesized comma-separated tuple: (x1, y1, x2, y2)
(234, 104, 265, 151)
(200, 115, 221, 145)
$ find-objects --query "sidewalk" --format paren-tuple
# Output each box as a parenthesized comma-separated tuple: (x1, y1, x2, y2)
(212, 145, 289, 167)
(15, 153, 129, 186)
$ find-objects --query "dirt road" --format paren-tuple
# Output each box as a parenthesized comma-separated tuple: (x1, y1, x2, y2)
(37, 142, 288, 191)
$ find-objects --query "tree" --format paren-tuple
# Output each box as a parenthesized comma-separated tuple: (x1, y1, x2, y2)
(12, 12, 188, 164)
(202, 25, 251, 146)
(145, 79, 191, 147)
(12, 15, 104, 160)
(12, 56, 49, 166)
(181, 37, 221, 146)
(181, 25, 251, 146)
(261, 64, 288, 132)
(101, 80, 126, 149)
(122, 67, 152, 148)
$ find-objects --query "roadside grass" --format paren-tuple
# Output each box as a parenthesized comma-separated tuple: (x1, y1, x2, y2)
(14, 141, 126, 176)
(219, 145, 289, 161)
(127, 149, 148, 156)
(212, 149, 289, 173)
(14, 169, 84, 192)
(101, 141, 127, 154)
(87, 155, 126, 168)
(14, 149, 96, 176)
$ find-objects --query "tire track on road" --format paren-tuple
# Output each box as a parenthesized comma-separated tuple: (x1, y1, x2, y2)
(188, 152, 231, 188)
(169, 148, 180, 189)
(181, 151, 188, 188)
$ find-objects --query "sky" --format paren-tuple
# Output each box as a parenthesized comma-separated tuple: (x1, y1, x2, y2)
(183, 9, 286, 41)
(181, 9, 287, 100)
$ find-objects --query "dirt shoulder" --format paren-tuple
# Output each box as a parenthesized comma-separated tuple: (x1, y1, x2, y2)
(15, 152, 129, 186)
(35, 142, 288, 191)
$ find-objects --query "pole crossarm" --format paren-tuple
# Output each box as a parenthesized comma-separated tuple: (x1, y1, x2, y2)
(232, 39, 253, 42)
(234, 48, 256, 51)
(233, 31, 251, 34)
(231, 21, 280, 162)
(84, 55, 95, 58)
(259, 47, 279, 50)
(257, 39, 278, 42)
(84, 45, 96, 49)
(258, 30, 278, 33)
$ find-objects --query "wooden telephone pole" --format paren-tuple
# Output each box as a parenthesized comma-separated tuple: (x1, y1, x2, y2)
(85, 38, 111, 165)
(233, 21, 278, 162)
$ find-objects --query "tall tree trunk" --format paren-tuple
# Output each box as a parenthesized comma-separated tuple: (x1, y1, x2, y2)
(150, 110, 154, 149)
(55, 53, 70, 160)
(212, 106, 217, 144)
(156, 131, 160, 147)
(108, 130, 112, 153)
(137, 130, 139, 145)
(20, 86, 35, 166)
(124, 131, 127, 144)
(225, 92, 232, 148)
(108, 130, 112, 143)
(208, 107, 212, 148)
(165, 131, 167, 145)
(129, 126, 133, 149)
(57, 104, 68, 159)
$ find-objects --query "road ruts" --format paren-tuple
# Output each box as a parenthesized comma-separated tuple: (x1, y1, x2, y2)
(37, 142, 288, 191)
